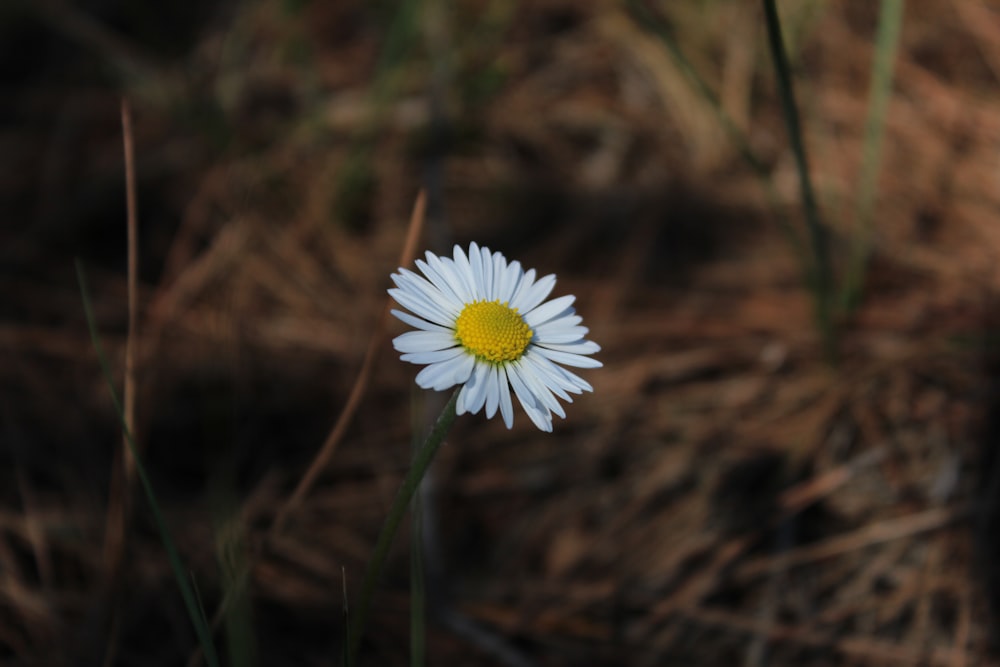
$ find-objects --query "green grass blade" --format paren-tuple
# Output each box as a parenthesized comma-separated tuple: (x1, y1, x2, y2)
(342, 566, 352, 667)
(629, 0, 838, 357)
(761, 0, 836, 361)
(334, 0, 422, 228)
(214, 494, 257, 667)
(348, 388, 460, 663)
(843, 0, 904, 312)
(624, 1, 808, 285)
(75, 260, 221, 667)
(410, 394, 427, 667)
(190, 574, 216, 649)
(410, 474, 426, 667)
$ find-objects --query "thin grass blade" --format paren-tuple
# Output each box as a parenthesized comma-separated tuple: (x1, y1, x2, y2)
(348, 388, 460, 663)
(843, 0, 905, 312)
(761, 0, 836, 361)
(410, 392, 427, 667)
(76, 260, 221, 667)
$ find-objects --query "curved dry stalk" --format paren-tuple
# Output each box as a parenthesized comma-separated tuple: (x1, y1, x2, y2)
(272, 189, 427, 534)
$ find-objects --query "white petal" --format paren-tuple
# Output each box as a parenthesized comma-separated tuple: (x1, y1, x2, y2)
(532, 345, 603, 369)
(429, 251, 473, 303)
(504, 362, 535, 408)
(523, 350, 583, 397)
(516, 356, 569, 409)
(511, 272, 557, 313)
(524, 294, 576, 328)
(394, 270, 462, 314)
(506, 363, 553, 432)
(533, 322, 590, 344)
(484, 365, 500, 418)
(497, 368, 514, 428)
(489, 252, 507, 303)
(536, 340, 602, 355)
(469, 244, 484, 296)
(496, 260, 523, 305)
(457, 361, 490, 416)
(401, 347, 464, 364)
(415, 258, 463, 305)
(480, 246, 495, 298)
(388, 286, 454, 326)
(415, 353, 475, 391)
(390, 309, 453, 333)
(554, 368, 591, 394)
(392, 267, 442, 301)
(523, 400, 553, 431)
(392, 330, 457, 354)
(547, 360, 594, 393)
(452, 244, 478, 301)
(468, 242, 484, 299)
(508, 268, 536, 310)
(536, 313, 582, 329)
(456, 385, 472, 415)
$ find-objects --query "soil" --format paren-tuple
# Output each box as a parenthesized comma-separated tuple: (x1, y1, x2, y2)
(2, 1, 999, 665)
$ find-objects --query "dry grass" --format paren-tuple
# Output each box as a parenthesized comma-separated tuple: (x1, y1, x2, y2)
(2, 0, 1000, 665)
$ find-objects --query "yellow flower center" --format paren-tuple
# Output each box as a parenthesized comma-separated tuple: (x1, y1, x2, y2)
(455, 299, 533, 363)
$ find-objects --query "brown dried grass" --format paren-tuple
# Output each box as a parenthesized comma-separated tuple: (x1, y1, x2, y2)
(2, 0, 999, 665)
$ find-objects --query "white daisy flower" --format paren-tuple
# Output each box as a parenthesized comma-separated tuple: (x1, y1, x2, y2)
(388, 242, 602, 432)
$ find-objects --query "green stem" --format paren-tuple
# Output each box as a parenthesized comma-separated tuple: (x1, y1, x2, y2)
(410, 467, 426, 667)
(843, 0, 904, 313)
(762, 0, 836, 362)
(624, 1, 810, 321)
(410, 389, 427, 667)
(76, 260, 221, 667)
(348, 388, 460, 662)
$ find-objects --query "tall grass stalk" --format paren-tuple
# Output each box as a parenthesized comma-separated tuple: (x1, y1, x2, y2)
(335, 0, 422, 225)
(99, 97, 141, 667)
(409, 390, 428, 667)
(762, 0, 836, 361)
(341, 567, 351, 667)
(214, 491, 256, 667)
(276, 191, 426, 533)
(410, 449, 427, 667)
(121, 98, 139, 487)
(624, 1, 813, 296)
(843, 0, 904, 312)
(76, 261, 221, 667)
(348, 388, 461, 663)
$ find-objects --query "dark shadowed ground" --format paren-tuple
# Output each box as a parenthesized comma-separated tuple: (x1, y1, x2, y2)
(3, 1, 1000, 665)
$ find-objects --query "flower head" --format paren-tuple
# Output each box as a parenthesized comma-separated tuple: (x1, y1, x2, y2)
(389, 243, 602, 431)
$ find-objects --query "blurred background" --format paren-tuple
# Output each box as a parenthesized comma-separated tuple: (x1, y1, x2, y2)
(3, 0, 1000, 664)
